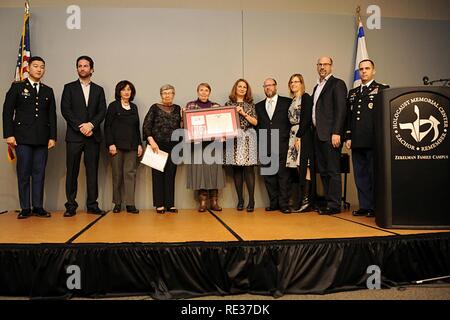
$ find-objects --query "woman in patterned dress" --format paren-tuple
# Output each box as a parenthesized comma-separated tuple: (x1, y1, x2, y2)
(286, 74, 314, 212)
(224, 79, 258, 212)
(183, 83, 226, 212)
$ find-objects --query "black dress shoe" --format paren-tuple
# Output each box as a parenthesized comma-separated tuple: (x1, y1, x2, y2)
(167, 207, 178, 213)
(281, 207, 292, 214)
(126, 206, 139, 214)
(113, 204, 121, 213)
(366, 209, 375, 217)
(156, 207, 165, 214)
(237, 202, 244, 211)
(265, 206, 279, 211)
(33, 207, 51, 218)
(246, 205, 254, 212)
(87, 208, 106, 215)
(64, 209, 76, 217)
(319, 207, 341, 215)
(352, 208, 369, 216)
(18, 209, 32, 219)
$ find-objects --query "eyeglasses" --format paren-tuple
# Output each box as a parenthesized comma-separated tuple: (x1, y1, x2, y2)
(263, 84, 276, 88)
(317, 63, 331, 67)
(289, 80, 301, 84)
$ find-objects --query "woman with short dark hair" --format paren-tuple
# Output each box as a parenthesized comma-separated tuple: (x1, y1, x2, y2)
(104, 80, 143, 213)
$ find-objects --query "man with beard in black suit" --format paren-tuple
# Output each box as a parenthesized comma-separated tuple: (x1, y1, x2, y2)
(61, 56, 107, 217)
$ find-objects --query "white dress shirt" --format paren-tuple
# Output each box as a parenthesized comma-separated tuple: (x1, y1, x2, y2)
(79, 79, 91, 106)
(312, 74, 332, 127)
(266, 94, 278, 120)
(28, 78, 40, 94)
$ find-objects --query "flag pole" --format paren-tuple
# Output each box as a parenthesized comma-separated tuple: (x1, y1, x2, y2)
(352, 5, 369, 88)
(356, 5, 361, 25)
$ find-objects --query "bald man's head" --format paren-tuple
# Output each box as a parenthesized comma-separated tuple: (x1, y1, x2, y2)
(317, 56, 333, 80)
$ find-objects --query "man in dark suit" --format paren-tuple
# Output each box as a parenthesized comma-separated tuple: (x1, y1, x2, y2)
(256, 78, 292, 213)
(312, 57, 348, 215)
(2, 56, 56, 219)
(345, 59, 389, 217)
(61, 56, 107, 217)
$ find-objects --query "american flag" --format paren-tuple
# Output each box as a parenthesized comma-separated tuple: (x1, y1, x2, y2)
(14, 1, 31, 82)
(8, 1, 31, 162)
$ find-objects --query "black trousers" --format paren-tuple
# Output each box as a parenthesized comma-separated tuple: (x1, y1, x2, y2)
(152, 142, 177, 208)
(15, 144, 48, 209)
(262, 153, 291, 209)
(314, 132, 342, 209)
(65, 139, 100, 211)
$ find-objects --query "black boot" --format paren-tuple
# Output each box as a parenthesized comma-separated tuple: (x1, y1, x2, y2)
(198, 189, 208, 212)
(209, 189, 222, 211)
(298, 180, 312, 212)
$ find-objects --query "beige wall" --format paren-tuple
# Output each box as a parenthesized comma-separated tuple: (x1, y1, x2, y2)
(2, 0, 449, 21)
(1, 1, 449, 211)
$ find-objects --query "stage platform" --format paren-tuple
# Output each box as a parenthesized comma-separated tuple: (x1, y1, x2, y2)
(0, 208, 449, 299)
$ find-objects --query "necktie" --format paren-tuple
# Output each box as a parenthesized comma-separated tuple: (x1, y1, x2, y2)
(33, 82, 38, 95)
(362, 85, 369, 94)
(267, 99, 274, 119)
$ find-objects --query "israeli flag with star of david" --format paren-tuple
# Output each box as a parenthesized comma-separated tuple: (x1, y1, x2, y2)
(353, 18, 369, 88)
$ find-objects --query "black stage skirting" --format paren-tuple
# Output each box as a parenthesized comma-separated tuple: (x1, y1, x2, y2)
(1, 233, 449, 299)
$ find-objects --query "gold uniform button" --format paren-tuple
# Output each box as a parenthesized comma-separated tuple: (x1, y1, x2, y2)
(35, 108, 38, 111)
(35, 114, 38, 117)
(357, 117, 360, 121)
(358, 105, 361, 108)
(357, 111, 361, 114)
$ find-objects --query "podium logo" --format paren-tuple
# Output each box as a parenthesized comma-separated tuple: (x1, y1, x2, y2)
(392, 97, 448, 152)
(399, 105, 440, 143)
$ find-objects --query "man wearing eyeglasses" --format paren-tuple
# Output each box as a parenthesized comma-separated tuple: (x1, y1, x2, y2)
(255, 78, 293, 214)
(312, 57, 347, 215)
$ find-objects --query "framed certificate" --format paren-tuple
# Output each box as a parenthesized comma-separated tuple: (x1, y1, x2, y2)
(183, 106, 240, 142)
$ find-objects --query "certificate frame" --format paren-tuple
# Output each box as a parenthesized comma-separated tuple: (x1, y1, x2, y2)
(183, 106, 240, 142)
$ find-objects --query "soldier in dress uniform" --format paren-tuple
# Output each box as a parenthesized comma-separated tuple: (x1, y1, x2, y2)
(2, 56, 57, 219)
(345, 59, 389, 217)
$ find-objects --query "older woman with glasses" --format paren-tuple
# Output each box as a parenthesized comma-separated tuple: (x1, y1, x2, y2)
(143, 84, 182, 214)
(286, 74, 314, 212)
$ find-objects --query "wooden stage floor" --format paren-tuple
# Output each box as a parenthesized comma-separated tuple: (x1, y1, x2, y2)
(1, 208, 448, 244)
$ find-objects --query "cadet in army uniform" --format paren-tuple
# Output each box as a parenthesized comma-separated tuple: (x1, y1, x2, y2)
(345, 59, 389, 217)
(2, 56, 57, 219)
